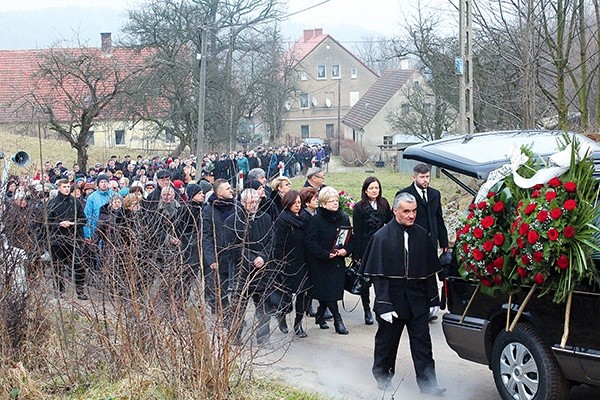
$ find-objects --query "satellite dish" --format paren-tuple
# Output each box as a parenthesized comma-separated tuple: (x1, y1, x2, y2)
(325, 98, 332, 108)
(312, 98, 319, 107)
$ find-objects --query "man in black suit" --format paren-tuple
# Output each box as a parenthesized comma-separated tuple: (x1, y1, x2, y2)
(397, 163, 448, 321)
(360, 192, 445, 395)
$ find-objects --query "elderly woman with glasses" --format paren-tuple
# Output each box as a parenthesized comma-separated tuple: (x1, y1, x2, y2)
(270, 176, 292, 216)
(305, 186, 353, 335)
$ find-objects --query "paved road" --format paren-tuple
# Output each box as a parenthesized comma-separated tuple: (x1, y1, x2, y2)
(257, 291, 600, 400)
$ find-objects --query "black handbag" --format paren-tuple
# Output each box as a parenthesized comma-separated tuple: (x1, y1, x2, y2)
(344, 260, 368, 295)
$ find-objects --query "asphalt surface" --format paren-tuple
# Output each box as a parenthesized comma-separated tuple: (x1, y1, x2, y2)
(256, 291, 600, 400)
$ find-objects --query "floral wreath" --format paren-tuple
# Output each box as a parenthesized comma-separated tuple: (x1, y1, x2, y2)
(509, 145, 600, 303)
(455, 187, 514, 294)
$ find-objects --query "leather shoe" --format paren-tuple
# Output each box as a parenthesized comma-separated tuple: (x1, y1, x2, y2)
(278, 317, 289, 334)
(364, 309, 374, 325)
(420, 385, 446, 396)
(294, 324, 308, 338)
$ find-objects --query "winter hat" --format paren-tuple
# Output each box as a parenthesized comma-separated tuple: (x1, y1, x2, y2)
(247, 179, 263, 191)
(96, 174, 110, 185)
(173, 179, 184, 189)
(186, 183, 202, 200)
(199, 180, 213, 195)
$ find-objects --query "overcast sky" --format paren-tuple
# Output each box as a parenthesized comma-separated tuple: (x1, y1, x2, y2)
(0, 0, 457, 50)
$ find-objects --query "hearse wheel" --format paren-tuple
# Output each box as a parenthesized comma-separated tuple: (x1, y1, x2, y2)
(491, 324, 569, 400)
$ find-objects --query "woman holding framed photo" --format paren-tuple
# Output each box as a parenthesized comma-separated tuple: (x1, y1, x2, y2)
(305, 186, 353, 335)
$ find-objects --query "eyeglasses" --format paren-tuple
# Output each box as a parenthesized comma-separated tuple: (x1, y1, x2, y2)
(314, 175, 325, 179)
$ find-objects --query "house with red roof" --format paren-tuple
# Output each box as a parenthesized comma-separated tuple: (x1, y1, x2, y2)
(283, 29, 379, 147)
(0, 33, 177, 154)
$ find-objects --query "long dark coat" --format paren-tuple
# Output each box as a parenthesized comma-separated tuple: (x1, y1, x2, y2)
(360, 219, 441, 319)
(352, 199, 393, 260)
(201, 194, 235, 267)
(47, 192, 87, 245)
(176, 201, 203, 267)
(272, 210, 310, 293)
(305, 207, 352, 302)
(224, 207, 273, 295)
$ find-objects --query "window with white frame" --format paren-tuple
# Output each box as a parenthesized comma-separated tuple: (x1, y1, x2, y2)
(299, 93, 309, 109)
(350, 68, 357, 78)
(331, 64, 340, 78)
(115, 129, 125, 145)
(317, 65, 326, 79)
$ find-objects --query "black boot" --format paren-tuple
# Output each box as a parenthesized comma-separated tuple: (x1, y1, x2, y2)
(278, 316, 289, 334)
(314, 305, 329, 329)
(364, 309, 374, 325)
(333, 317, 349, 335)
(329, 302, 348, 334)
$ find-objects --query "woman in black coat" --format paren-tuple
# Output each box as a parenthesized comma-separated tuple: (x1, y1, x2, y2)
(352, 176, 393, 325)
(272, 190, 311, 337)
(174, 184, 206, 304)
(305, 186, 352, 335)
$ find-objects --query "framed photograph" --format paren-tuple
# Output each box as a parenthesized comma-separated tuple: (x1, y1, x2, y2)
(332, 226, 352, 251)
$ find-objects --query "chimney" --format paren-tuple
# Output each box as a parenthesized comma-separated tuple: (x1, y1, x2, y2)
(314, 28, 323, 37)
(303, 29, 314, 42)
(101, 32, 112, 53)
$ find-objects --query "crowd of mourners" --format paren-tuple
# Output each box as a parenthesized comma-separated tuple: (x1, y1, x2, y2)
(1, 142, 452, 394)
(1, 143, 368, 340)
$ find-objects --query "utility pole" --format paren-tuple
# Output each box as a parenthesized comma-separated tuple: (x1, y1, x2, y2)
(196, 27, 208, 165)
(458, 0, 474, 134)
(337, 79, 341, 155)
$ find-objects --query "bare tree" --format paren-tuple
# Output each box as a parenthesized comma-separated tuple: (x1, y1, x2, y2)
(354, 36, 404, 75)
(122, 0, 285, 154)
(386, 81, 457, 141)
(29, 41, 148, 170)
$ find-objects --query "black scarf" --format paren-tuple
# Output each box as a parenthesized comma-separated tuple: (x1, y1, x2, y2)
(318, 207, 343, 223)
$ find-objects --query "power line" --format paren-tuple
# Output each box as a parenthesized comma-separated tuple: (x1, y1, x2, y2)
(279, 0, 331, 19)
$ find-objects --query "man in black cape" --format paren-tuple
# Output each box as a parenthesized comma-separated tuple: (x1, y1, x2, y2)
(360, 192, 445, 396)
